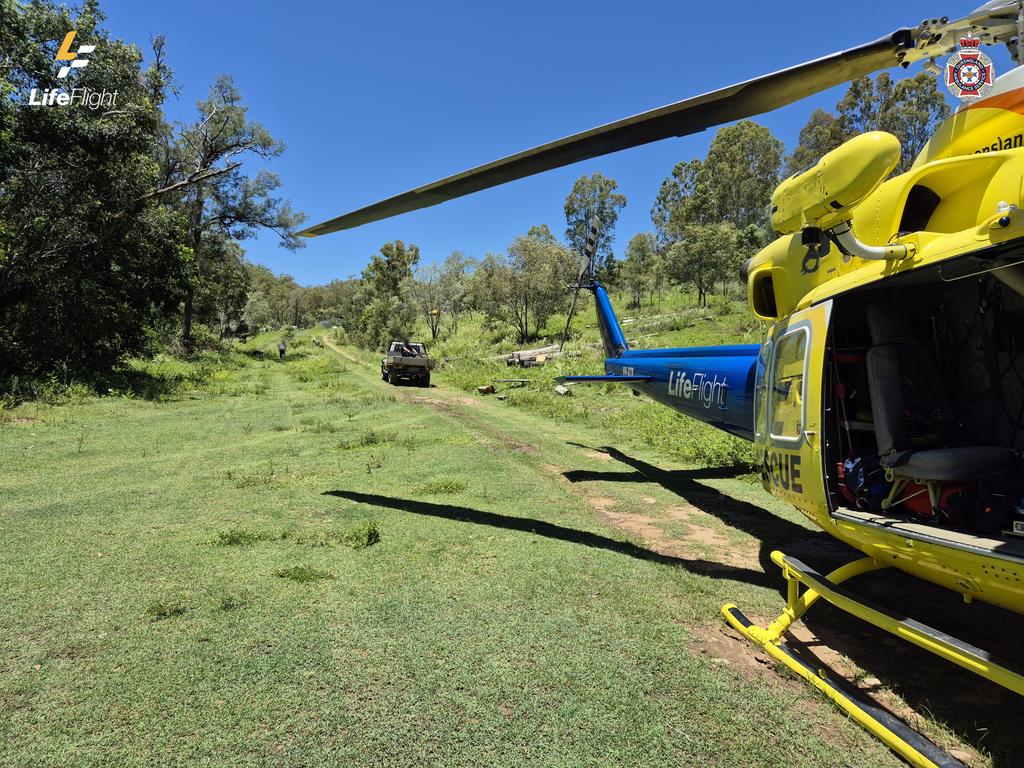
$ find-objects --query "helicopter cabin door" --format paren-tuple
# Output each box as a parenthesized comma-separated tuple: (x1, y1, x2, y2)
(755, 300, 833, 516)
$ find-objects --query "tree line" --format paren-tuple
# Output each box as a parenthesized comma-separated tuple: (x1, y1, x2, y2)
(0, 0, 952, 375)
(1, 1, 303, 377)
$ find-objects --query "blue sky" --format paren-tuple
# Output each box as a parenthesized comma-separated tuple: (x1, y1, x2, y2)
(97, 0, 1011, 285)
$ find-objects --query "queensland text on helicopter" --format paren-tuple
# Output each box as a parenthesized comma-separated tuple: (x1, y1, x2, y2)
(299, 4, 1024, 765)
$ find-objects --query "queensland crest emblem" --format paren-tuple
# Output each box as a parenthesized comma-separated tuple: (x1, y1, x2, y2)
(945, 34, 995, 102)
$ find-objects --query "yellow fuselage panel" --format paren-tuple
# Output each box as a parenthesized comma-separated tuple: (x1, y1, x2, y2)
(914, 65, 1024, 166)
(833, 516, 1024, 614)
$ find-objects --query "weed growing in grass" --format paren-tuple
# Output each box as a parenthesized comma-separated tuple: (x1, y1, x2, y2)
(365, 453, 384, 474)
(418, 478, 467, 495)
(214, 528, 266, 546)
(274, 565, 333, 583)
(145, 598, 188, 620)
(360, 392, 395, 406)
(226, 465, 287, 488)
(215, 591, 251, 612)
(299, 418, 339, 434)
(297, 521, 381, 549)
(340, 521, 381, 549)
(270, 423, 291, 432)
(337, 429, 392, 450)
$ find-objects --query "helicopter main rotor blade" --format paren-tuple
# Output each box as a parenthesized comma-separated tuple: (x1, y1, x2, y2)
(299, 32, 913, 237)
(298, 1, 1024, 238)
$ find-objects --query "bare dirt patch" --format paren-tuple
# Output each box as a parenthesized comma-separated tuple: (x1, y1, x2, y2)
(584, 450, 613, 462)
(598, 509, 671, 547)
(408, 396, 448, 408)
(688, 622, 780, 682)
(682, 523, 730, 548)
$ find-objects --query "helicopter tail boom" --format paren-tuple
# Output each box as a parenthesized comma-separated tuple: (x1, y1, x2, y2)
(591, 281, 629, 359)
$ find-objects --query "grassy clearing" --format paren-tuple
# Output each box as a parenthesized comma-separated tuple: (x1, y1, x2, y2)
(0, 337, 950, 767)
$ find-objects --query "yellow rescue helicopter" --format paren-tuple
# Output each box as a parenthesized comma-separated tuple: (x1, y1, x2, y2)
(300, 3, 1024, 764)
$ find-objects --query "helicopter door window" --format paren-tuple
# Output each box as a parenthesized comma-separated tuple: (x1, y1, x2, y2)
(754, 341, 772, 440)
(769, 328, 809, 442)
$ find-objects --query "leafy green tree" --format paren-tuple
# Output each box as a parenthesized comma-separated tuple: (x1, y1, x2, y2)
(784, 109, 847, 178)
(358, 241, 420, 348)
(513, 225, 577, 338)
(666, 223, 740, 307)
(363, 241, 420, 299)
(621, 232, 658, 308)
(0, 1, 187, 375)
(409, 263, 444, 340)
(192, 236, 249, 337)
(468, 253, 521, 340)
(564, 173, 626, 282)
(470, 226, 576, 343)
(156, 75, 305, 348)
(242, 290, 273, 333)
(652, 121, 782, 241)
(438, 251, 474, 333)
(322, 278, 367, 334)
(702, 121, 783, 231)
(838, 72, 950, 173)
(651, 159, 705, 245)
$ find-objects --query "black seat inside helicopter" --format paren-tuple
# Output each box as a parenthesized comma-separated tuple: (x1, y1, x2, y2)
(826, 254, 1024, 541)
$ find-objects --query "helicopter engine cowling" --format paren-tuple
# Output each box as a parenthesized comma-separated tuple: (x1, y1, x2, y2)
(770, 131, 902, 235)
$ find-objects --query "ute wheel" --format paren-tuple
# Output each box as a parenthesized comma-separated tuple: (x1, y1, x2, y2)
(421, 375, 430, 387)
(382, 370, 388, 382)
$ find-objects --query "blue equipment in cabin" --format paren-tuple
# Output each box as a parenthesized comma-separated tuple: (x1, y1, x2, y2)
(557, 281, 760, 442)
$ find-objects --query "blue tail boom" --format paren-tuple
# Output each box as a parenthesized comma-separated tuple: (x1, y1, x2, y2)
(570, 282, 760, 442)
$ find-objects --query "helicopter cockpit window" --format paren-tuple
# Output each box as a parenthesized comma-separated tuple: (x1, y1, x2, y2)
(770, 328, 808, 441)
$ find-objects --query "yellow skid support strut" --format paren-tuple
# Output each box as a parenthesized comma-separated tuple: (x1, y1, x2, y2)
(723, 550, 1024, 768)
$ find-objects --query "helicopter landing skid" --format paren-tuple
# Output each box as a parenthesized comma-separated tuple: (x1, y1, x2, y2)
(723, 550, 1024, 768)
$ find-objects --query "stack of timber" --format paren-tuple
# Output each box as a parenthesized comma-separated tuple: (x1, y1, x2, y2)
(502, 344, 561, 368)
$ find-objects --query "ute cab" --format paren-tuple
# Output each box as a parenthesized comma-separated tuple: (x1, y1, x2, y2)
(381, 341, 434, 387)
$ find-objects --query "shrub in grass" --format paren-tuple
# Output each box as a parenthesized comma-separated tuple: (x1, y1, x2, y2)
(213, 528, 265, 546)
(418, 478, 467, 495)
(337, 429, 393, 450)
(340, 521, 381, 550)
(216, 592, 251, 611)
(274, 565, 333, 583)
(145, 598, 188, 620)
(299, 419, 338, 434)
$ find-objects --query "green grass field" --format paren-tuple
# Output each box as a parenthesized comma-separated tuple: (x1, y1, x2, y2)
(0, 330, 1016, 766)
(0, 333, 913, 768)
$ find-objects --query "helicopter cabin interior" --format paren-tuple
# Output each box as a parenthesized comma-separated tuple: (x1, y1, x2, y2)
(821, 250, 1024, 557)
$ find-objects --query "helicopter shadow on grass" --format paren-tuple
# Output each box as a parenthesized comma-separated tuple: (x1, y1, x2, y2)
(566, 443, 1024, 764)
(322, 491, 777, 590)
(562, 442, 856, 586)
